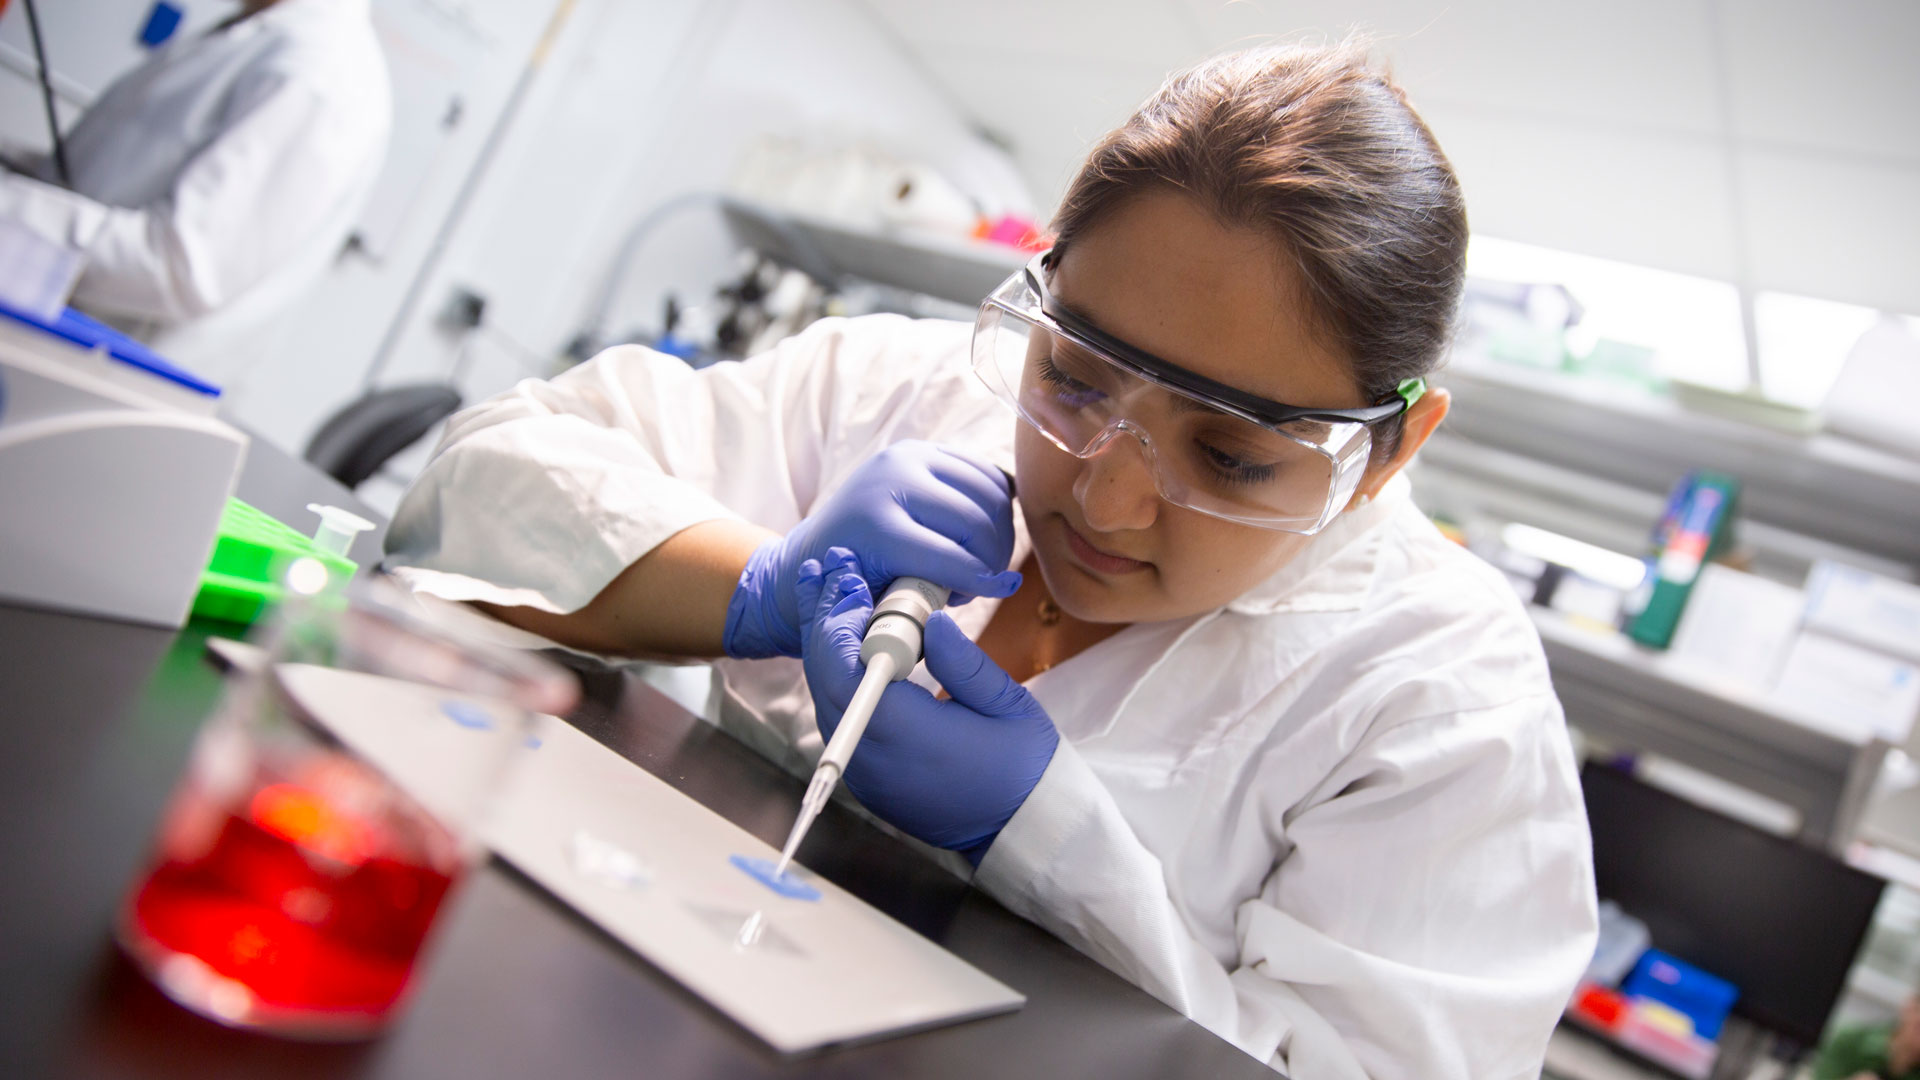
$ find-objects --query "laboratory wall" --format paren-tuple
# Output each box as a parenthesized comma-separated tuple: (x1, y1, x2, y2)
(0, 0, 1022, 495)
(345, 0, 1028, 455)
(865, 0, 1920, 318)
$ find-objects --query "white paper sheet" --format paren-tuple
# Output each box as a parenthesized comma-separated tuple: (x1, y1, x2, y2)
(279, 664, 1025, 1053)
(1771, 632, 1920, 744)
(1666, 564, 1806, 692)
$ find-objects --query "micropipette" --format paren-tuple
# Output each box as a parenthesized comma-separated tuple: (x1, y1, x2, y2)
(771, 575, 949, 881)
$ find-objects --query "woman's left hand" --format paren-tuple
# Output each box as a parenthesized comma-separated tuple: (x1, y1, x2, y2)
(797, 547, 1059, 862)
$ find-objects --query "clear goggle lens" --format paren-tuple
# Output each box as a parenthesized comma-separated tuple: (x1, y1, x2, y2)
(971, 287, 1373, 533)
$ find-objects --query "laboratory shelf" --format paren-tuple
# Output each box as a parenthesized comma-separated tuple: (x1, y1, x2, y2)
(719, 197, 1026, 308)
(1530, 607, 1888, 853)
(1415, 355, 1916, 858)
(1437, 359, 1920, 578)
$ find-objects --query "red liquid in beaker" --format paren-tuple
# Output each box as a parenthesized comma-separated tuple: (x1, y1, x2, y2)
(121, 752, 462, 1034)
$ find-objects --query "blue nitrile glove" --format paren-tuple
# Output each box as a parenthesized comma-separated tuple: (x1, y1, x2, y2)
(722, 441, 1021, 660)
(796, 547, 1059, 864)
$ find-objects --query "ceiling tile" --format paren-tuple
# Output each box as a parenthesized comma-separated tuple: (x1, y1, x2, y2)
(1178, 0, 1390, 51)
(1419, 101, 1743, 282)
(1179, 0, 1722, 135)
(1739, 149, 1920, 314)
(1719, 0, 1920, 163)
(860, 0, 1206, 68)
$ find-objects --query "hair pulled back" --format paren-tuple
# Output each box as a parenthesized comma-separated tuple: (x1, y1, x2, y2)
(1052, 42, 1467, 458)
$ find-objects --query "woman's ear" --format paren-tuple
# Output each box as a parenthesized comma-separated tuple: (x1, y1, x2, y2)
(1351, 387, 1450, 503)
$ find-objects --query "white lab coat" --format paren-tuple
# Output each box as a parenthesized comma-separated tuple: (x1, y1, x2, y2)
(385, 315, 1599, 1079)
(0, 0, 390, 377)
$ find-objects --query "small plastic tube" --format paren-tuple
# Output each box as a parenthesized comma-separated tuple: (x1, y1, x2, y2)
(307, 503, 375, 559)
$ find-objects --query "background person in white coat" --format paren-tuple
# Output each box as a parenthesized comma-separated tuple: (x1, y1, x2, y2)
(384, 43, 1597, 1079)
(0, 0, 389, 379)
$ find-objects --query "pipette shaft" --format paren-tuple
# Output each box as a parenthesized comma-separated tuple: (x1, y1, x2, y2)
(770, 576, 947, 880)
(772, 650, 894, 877)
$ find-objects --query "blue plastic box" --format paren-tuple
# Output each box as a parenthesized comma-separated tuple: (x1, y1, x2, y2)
(1622, 949, 1740, 1040)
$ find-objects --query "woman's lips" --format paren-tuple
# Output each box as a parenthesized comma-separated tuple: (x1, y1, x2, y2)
(1062, 521, 1151, 575)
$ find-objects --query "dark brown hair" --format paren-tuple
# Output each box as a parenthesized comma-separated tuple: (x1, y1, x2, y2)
(1052, 41, 1467, 459)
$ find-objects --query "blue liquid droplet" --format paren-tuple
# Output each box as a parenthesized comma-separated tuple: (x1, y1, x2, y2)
(730, 854, 821, 901)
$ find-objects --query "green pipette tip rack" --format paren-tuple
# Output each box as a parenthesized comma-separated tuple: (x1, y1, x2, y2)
(192, 498, 358, 625)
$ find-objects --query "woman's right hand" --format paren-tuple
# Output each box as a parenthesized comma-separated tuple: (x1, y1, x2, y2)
(721, 440, 1021, 659)
(796, 548, 1057, 858)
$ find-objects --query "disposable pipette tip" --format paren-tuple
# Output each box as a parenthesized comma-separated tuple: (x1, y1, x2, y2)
(772, 762, 840, 879)
(769, 607, 916, 882)
(772, 825, 804, 880)
(768, 837, 798, 880)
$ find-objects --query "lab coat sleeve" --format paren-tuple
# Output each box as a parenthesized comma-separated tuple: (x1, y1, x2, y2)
(385, 315, 1006, 616)
(0, 64, 376, 322)
(975, 693, 1597, 1079)
(0, 141, 48, 177)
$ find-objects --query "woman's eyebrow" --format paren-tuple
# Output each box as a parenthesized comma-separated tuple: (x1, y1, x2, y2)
(1165, 393, 1234, 418)
(1053, 338, 1106, 366)
(1055, 303, 1293, 419)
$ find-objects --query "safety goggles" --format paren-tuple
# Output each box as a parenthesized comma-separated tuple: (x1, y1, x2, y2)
(971, 253, 1425, 534)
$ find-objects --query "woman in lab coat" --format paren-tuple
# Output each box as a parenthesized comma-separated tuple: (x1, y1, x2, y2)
(0, 0, 389, 373)
(385, 43, 1597, 1079)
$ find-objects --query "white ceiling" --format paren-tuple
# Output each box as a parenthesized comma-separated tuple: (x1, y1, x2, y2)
(856, 0, 1920, 314)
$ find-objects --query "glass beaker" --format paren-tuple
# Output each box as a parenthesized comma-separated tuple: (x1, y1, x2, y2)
(116, 579, 577, 1039)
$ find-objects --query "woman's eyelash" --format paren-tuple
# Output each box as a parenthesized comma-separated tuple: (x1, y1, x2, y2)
(1038, 356, 1089, 389)
(1038, 357, 1106, 406)
(1199, 443, 1277, 485)
(1038, 357, 1277, 487)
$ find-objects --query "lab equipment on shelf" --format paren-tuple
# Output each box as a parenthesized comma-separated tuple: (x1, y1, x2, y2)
(1627, 471, 1740, 650)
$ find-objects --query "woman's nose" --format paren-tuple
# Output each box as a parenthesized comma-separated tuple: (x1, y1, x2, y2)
(1072, 430, 1160, 533)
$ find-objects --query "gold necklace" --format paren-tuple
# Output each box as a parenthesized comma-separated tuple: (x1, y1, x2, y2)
(1031, 595, 1066, 673)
